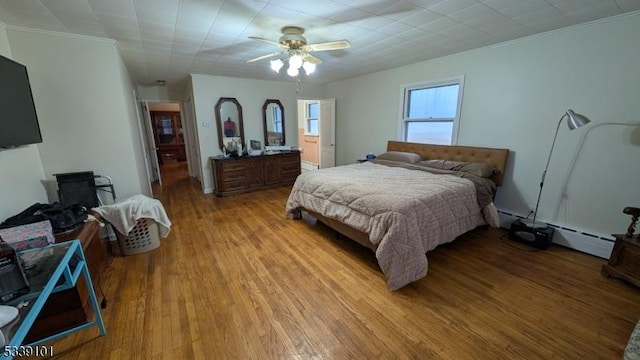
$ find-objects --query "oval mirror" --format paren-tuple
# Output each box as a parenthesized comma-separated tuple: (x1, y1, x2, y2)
(262, 99, 285, 146)
(215, 97, 245, 153)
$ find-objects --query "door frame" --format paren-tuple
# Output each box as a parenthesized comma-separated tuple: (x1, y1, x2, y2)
(133, 91, 153, 194)
(141, 100, 162, 186)
(182, 96, 202, 182)
(297, 98, 335, 169)
(318, 98, 336, 169)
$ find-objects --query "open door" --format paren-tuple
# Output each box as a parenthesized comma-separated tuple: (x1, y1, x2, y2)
(318, 98, 336, 169)
(183, 96, 202, 182)
(133, 91, 153, 195)
(140, 101, 162, 186)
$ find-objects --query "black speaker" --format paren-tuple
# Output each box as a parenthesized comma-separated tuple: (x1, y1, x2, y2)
(0, 241, 30, 303)
(508, 219, 555, 249)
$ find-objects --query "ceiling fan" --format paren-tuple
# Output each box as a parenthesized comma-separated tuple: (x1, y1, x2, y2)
(247, 26, 351, 76)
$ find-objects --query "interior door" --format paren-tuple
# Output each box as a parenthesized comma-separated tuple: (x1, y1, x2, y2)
(141, 101, 162, 185)
(183, 97, 202, 182)
(133, 92, 153, 195)
(319, 98, 336, 169)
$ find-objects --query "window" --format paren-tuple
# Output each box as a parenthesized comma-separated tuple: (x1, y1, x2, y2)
(400, 77, 464, 145)
(306, 102, 319, 135)
(272, 106, 283, 133)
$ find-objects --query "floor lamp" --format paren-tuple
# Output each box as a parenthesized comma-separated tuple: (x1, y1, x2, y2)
(509, 109, 591, 248)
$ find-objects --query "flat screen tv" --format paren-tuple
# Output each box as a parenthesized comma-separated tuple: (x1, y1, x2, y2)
(0, 54, 42, 148)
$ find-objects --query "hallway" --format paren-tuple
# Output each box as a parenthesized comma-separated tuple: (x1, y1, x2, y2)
(152, 161, 189, 195)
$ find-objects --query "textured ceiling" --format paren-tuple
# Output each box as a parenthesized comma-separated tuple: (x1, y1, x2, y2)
(0, 0, 638, 86)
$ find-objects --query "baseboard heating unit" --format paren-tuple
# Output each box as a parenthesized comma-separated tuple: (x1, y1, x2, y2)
(497, 210, 615, 259)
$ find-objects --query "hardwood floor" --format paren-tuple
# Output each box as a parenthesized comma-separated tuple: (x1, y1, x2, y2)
(43, 173, 640, 359)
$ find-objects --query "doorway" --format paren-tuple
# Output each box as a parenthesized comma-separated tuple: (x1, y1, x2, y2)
(297, 98, 335, 171)
(137, 101, 192, 194)
(149, 102, 188, 188)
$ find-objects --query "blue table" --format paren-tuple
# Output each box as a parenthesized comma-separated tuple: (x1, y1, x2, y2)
(1, 240, 106, 359)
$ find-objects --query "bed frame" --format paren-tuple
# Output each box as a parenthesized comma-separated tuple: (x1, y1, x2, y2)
(305, 141, 510, 250)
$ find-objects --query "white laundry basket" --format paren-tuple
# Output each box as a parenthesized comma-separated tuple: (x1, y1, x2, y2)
(116, 218, 160, 255)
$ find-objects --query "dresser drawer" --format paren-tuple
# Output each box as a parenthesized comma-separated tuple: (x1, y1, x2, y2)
(221, 161, 247, 172)
(222, 179, 248, 191)
(280, 171, 300, 183)
(210, 152, 300, 196)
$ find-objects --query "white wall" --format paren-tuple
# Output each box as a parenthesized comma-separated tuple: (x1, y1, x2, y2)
(137, 85, 186, 102)
(115, 52, 150, 199)
(0, 25, 48, 221)
(190, 74, 325, 192)
(326, 13, 640, 244)
(7, 29, 145, 203)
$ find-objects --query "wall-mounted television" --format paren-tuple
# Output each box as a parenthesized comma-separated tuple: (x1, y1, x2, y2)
(0, 54, 42, 148)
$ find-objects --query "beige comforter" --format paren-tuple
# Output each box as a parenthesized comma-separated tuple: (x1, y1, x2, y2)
(285, 162, 487, 290)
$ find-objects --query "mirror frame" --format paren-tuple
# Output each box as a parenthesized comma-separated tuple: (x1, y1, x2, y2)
(214, 97, 245, 152)
(262, 99, 285, 146)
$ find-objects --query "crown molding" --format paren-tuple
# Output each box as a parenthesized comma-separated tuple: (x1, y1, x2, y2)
(3, 24, 115, 44)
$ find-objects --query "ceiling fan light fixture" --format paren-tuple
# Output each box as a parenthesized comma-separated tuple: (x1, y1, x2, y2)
(302, 61, 316, 75)
(289, 54, 303, 70)
(270, 59, 284, 73)
(286, 66, 299, 77)
(287, 66, 299, 77)
(249, 25, 350, 78)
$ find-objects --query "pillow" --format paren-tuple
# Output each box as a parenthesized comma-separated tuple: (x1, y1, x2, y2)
(419, 159, 497, 178)
(375, 151, 422, 164)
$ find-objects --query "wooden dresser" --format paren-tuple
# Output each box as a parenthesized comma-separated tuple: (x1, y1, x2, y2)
(211, 151, 301, 196)
(602, 234, 640, 288)
(25, 220, 110, 342)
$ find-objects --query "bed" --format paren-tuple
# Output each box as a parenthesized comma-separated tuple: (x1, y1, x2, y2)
(285, 141, 509, 290)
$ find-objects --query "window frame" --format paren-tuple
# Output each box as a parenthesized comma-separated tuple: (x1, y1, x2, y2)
(304, 101, 319, 136)
(398, 75, 465, 145)
(272, 106, 282, 133)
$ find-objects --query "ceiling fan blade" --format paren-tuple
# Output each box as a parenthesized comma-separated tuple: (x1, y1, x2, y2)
(306, 40, 351, 52)
(246, 51, 283, 63)
(302, 54, 323, 65)
(248, 36, 285, 48)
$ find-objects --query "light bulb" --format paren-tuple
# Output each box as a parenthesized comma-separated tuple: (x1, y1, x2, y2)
(287, 66, 299, 77)
(289, 54, 303, 69)
(302, 61, 316, 75)
(270, 59, 284, 73)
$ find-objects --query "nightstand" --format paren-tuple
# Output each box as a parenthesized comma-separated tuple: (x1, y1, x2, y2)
(602, 234, 640, 288)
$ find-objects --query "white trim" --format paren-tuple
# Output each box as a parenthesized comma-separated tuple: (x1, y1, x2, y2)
(303, 100, 319, 136)
(398, 75, 465, 145)
(3, 24, 116, 44)
(497, 210, 614, 259)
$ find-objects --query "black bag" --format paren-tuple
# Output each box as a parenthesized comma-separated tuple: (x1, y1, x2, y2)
(0, 202, 88, 234)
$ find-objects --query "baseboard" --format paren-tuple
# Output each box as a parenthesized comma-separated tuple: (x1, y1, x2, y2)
(498, 210, 614, 259)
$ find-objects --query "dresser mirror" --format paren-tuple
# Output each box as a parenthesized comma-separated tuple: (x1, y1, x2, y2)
(215, 97, 245, 153)
(262, 99, 285, 146)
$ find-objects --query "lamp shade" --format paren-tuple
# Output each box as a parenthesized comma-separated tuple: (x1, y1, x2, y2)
(289, 54, 303, 69)
(302, 61, 316, 75)
(565, 109, 591, 130)
(270, 59, 284, 73)
(286, 66, 299, 77)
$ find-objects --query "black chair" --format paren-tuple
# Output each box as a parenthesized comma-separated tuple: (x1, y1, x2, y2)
(55, 171, 100, 209)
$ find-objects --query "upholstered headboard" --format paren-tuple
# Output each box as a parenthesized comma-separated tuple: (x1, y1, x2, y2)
(387, 141, 510, 186)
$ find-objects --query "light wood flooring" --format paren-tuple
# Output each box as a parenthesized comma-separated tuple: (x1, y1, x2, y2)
(42, 169, 640, 359)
